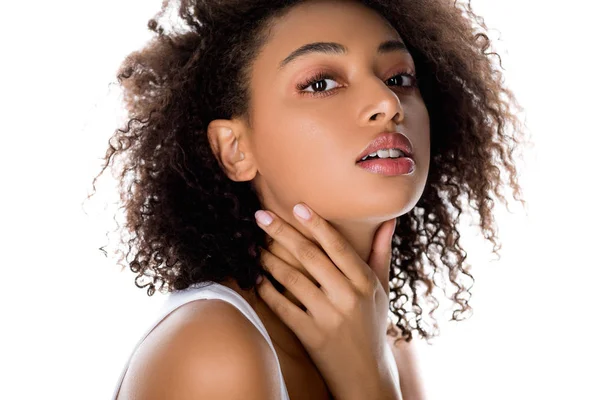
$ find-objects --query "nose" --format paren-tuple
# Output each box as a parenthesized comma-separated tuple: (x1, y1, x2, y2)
(359, 79, 404, 126)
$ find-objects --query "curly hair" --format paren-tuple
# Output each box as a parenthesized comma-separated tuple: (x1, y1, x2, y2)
(89, 0, 528, 343)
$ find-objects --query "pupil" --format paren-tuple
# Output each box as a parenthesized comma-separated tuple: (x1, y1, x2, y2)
(314, 80, 326, 91)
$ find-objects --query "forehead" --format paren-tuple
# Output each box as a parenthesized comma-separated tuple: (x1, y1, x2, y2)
(274, 0, 398, 35)
(256, 0, 403, 69)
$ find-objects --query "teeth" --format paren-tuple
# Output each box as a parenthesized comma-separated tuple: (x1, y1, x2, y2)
(360, 148, 405, 161)
(388, 149, 403, 158)
(376, 149, 390, 158)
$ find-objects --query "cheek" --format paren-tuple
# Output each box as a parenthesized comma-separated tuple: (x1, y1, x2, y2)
(407, 100, 431, 156)
(254, 123, 332, 182)
(253, 117, 352, 201)
(252, 95, 330, 173)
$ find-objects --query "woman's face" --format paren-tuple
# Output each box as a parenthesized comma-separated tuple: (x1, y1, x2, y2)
(246, 0, 430, 224)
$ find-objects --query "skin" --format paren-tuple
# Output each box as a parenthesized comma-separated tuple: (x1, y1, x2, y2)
(254, 207, 402, 399)
(207, 0, 430, 396)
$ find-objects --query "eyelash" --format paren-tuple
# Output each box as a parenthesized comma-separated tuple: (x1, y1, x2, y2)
(296, 69, 418, 97)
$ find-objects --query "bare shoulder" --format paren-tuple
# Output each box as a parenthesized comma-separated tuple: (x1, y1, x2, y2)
(117, 299, 282, 400)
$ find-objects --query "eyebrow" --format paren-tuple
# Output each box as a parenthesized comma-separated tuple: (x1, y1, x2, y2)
(277, 39, 409, 71)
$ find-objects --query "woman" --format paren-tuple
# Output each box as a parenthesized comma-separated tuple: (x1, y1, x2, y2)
(94, 0, 526, 398)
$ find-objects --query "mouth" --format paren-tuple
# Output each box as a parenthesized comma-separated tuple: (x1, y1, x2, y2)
(357, 148, 410, 163)
(355, 131, 414, 163)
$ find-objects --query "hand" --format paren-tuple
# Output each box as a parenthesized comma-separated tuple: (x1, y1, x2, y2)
(254, 203, 399, 400)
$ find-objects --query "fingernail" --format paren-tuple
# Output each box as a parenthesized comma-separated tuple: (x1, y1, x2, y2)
(293, 203, 311, 220)
(256, 275, 264, 284)
(255, 210, 273, 226)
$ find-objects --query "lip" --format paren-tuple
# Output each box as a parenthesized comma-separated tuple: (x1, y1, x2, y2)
(356, 157, 415, 176)
(355, 131, 414, 163)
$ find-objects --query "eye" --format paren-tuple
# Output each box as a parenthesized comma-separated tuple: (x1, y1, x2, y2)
(296, 71, 340, 95)
(296, 69, 418, 98)
(386, 73, 418, 88)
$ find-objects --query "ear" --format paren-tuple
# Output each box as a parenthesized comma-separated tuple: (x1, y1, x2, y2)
(206, 119, 256, 182)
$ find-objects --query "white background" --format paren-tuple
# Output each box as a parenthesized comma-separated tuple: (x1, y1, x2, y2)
(1, 1, 598, 399)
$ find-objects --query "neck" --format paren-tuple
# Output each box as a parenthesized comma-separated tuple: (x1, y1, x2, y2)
(263, 216, 381, 307)
(223, 214, 388, 361)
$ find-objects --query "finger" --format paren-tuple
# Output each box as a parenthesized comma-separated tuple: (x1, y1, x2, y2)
(254, 209, 348, 297)
(260, 249, 333, 320)
(291, 203, 371, 290)
(367, 218, 396, 296)
(256, 275, 314, 342)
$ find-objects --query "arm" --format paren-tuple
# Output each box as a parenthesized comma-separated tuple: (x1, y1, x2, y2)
(386, 321, 428, 400)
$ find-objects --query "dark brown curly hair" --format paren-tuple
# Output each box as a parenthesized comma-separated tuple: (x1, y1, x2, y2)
(89, 0, 528, 343)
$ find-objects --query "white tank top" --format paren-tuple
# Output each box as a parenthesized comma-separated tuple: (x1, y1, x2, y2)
(111, 281, 290, 400)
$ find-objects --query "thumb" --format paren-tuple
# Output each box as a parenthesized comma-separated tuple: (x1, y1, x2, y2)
(367, 218, 397, 296)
